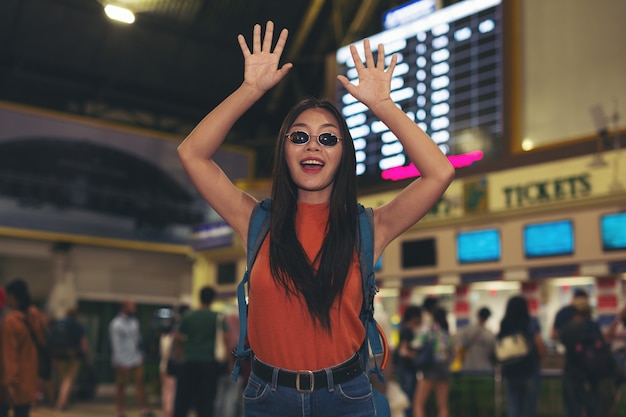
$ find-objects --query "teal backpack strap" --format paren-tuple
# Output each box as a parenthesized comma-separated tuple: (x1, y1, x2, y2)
(231, 198, 271, 381)
(356, 204, 385, 382)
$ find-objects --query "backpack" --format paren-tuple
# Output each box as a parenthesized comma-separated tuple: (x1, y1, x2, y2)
(21, 313, 53, 380)
(49, 318, 82, 359)
(568, 322, 614, 381)
(230, 199, 387, 383)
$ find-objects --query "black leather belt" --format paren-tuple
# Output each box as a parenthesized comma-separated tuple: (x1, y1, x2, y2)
(252, 354, 363, 393)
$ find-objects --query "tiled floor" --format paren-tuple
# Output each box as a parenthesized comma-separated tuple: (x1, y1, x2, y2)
(31, 403, 162, 417)
(29, 384, 164, 417)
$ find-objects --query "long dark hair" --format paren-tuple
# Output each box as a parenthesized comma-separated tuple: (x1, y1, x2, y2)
(269, 97, 357, 331)
(498, 295, 531, 337)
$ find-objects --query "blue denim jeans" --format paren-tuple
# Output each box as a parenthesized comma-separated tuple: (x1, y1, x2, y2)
(243, 370, 376, 417)
(504, 373, 540, 417)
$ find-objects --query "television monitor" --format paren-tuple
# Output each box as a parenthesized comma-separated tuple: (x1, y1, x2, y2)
(600, 212, 626, 251)
(402, 238, 437, 268)
(457, 228, 501, 263)
(524, 220, 574, 258)
(336, 0, 503, 187)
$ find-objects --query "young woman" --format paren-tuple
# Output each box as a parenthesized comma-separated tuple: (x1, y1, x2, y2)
(497, 296, 546, 417)
(177, 21, 454, 417)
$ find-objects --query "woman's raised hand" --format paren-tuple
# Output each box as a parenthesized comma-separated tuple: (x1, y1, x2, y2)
(337, 39, 397, 112)
(238, 21, 293, 93)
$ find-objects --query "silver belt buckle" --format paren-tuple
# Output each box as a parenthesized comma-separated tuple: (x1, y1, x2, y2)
(295, 370, 315, 393)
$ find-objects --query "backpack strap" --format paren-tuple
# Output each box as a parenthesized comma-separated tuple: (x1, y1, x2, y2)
(231, 198, 271, 381)
(357, 204, 386, 382)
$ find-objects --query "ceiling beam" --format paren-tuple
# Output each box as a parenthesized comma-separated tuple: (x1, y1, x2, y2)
(341, 0, 379, 46)
(267, 0, 326, 113)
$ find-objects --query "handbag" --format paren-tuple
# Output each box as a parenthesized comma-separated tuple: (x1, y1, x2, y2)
(495, 332, 530, 364)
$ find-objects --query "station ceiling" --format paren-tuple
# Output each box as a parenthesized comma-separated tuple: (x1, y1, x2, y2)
(0, 0, 413, 177)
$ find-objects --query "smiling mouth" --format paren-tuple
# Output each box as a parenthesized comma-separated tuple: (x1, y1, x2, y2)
(301, 160, 324, 167)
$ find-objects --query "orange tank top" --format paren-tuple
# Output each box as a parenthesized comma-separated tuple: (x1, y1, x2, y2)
(248, 201, 365, 371)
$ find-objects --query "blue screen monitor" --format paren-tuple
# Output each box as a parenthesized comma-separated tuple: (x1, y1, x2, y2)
(524, 220, 574, 258)
(457, 228, 501, 263)
(600, 212, 626, 251)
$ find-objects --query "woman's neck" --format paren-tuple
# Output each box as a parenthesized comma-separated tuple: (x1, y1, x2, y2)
(297, 188, 332, 204)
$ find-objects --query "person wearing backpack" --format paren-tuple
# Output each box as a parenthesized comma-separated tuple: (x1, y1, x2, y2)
(496, 295, 546, 417)
(412, 307, 454, 417)
(176, 20, 454, 417)
(559, 300, 615, 417)
(0, 278, 48, 417)
(393, 305, 423, 417)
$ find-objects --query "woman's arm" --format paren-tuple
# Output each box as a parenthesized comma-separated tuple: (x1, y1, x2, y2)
(177, 21, 292, 244)
(337, 40, 455, 261)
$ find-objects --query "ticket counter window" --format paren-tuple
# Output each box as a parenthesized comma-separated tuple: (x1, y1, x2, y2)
(467, 281, 521, 334)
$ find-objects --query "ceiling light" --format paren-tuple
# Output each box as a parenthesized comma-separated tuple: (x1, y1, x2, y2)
(104, 4, 135, 24)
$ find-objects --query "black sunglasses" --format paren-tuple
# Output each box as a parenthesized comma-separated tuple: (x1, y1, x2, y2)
(286, 131, 342, 147)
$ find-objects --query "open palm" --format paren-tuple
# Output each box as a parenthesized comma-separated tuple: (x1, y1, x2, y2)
(238, 21, 293, 93)
(337, 39, 397, 111)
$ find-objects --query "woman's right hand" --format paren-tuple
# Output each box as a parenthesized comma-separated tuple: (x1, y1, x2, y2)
(238, 21, 293, 93)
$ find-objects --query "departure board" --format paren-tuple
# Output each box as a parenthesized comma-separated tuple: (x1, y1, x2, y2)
(336, 0, 502, 184)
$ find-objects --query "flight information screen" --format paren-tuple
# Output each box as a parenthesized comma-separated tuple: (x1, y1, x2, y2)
(336, 0, 502, 185)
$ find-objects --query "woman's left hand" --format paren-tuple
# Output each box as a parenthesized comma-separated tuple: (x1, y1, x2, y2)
(337, 39, 397, 112)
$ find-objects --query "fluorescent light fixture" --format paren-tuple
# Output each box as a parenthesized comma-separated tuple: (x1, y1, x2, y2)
(378, 288, 400, 298)
(547, 276, 596, 286)
(470, 281, 521, 291)
(412, 285, 455, 295)
(104, 4, 135, 24)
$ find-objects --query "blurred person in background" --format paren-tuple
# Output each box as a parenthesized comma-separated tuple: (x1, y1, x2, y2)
(0, 289, 5, 332)
(497, 295, 546, 417)
(551, 288, 589, 342)
(0, 287, 7, 407)
(0, 278, 48, 417)
(393, 305, 423, 417)
(455, 307, 495, 372)
(454, 307, 496, 417)
(159, 304, 189, 417)
(559, 300, 614, 417)
(49, 306, 89, 411)
(606, 305, 626, 385)
(214, 311, 246, 417)
(413, 307, 454, 417)
(109, 299, 154, 417)
(173, 286, 226, 417)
